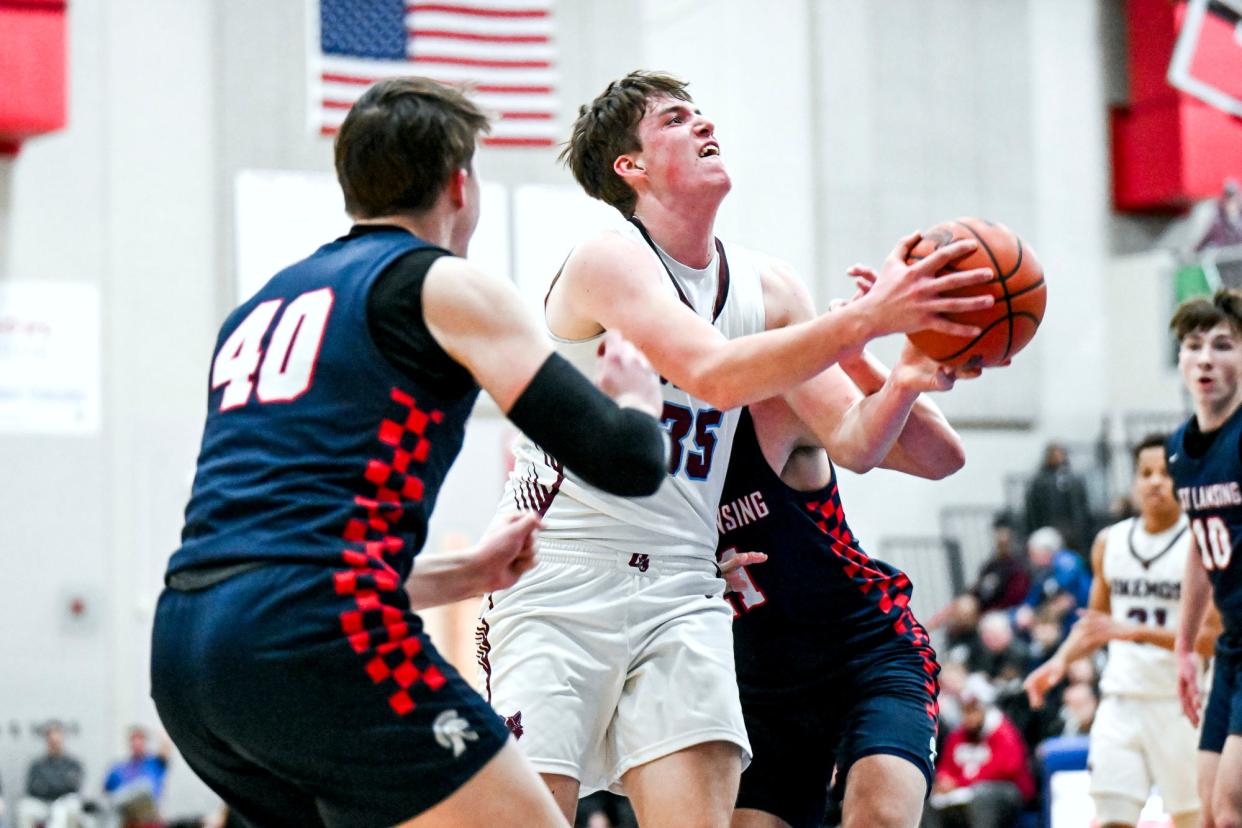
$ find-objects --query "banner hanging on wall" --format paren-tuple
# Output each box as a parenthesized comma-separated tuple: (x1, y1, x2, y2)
(0, 281, 100, 434)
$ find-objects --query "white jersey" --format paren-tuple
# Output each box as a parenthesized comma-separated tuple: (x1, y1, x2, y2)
(503, 221, 766, 561)
(1098, 515, 1190, 698)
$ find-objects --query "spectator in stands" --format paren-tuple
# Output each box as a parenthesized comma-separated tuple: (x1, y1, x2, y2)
(935, 594, 983, 666)
(1195, 178, 1242, 251)
(1024, 442, 1092, 555)
(1056, 682, 1098, 737)
(971, 512, 1031, 612)
(968, 610, 1030, 682)
(103, 726, 171, 826)
(921, 674, 1035, 828)
(1014, 527, 1092, 636)
(17, 720, 84, 828)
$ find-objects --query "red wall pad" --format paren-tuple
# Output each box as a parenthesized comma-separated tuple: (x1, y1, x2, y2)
(1112, 0, 1242, 212)
(0, 0, 68, 156)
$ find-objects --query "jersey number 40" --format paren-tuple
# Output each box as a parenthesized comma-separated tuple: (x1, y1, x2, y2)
(1191, 516, 1234, 571)
(211, 288, 335, 411)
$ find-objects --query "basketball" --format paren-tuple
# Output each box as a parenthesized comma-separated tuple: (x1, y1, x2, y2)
(905, 218, 1046, 368)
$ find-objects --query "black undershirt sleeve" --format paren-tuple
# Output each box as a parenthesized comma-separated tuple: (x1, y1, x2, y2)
(508, 354, 669, 498)
(367, 245, 477, 400)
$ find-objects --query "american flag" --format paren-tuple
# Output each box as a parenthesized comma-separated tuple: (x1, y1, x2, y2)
(313, 0, 558, 147)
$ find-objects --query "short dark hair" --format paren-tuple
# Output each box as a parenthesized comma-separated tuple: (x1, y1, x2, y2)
(560, 71, 692, 218)
(1132, 432, 1167, 465)
(334, 77, 491, 218)
(1170, 289, 1242, 341)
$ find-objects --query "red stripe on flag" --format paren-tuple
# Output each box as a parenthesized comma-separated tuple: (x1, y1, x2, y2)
(324, 99, 355, 110)
(320, 125, 340, 136)
(407, 3, 549, 17)
(323, 75, 555, 96)
(499, 111, 553, 119)
(322, 72, 375, 85)
(412, 55, 551, 69)
(411, 28, 550, 44)
(476, 83, 553, 93)
(482, 136, 556, 147)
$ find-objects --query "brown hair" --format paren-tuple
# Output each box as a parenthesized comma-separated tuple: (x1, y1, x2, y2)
(560, 71, 691, 217)
(1170, 289, 1242, 340)
(335, 77, 490, 218)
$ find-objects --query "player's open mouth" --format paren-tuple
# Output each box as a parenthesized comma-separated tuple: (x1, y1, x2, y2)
(699, 142, 720, 158)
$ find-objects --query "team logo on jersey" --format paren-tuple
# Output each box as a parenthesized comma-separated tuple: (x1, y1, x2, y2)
(504, 711, 524, 740)
(628, 553, 651, 572)
(434, 710, 478, 757)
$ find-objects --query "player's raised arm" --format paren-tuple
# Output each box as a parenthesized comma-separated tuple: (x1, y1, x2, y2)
(757, 256, 970, 475)
(422, 256, 666, 497)
(555, 229, 995, 412)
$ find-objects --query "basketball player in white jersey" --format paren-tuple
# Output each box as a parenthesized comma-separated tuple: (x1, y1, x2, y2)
(1024, 434, 1220, 828)
(477, 71, 996, 827)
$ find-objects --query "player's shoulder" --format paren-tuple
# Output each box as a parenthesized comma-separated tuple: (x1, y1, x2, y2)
(563, 228, 662, 284)
(422, 255, 519, 323)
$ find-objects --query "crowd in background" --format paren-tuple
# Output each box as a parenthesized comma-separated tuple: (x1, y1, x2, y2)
(923, 443, 1114, 827)
(0, 723, 180, 828)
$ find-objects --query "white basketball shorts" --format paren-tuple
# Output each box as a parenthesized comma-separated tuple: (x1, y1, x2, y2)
(1088, 694, 1200, 818)
(475, 544, 751, 795)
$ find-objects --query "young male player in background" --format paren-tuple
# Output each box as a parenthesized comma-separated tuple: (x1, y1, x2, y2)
(718, 336, 972, 828)
(1025, 434, 1219, 828)
(479, 70, 997, 827)
(1170, 290, 1242, 828)
(151, 78, 669, 828)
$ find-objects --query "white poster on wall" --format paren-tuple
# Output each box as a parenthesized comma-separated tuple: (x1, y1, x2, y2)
(0, 281, 101, 434)
(234, 169, 509, 307)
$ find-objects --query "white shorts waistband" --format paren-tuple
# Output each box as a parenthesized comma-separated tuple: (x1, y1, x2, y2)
(535, 542, 720, 577)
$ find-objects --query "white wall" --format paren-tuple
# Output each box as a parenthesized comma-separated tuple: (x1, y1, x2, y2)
(0, 0, 217, 813)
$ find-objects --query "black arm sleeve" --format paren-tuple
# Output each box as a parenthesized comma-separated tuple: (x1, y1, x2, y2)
(508, 353, 668, 497)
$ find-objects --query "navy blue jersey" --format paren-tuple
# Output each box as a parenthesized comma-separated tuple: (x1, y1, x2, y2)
(718, 409, 937, 701)
(1169, 406, 1242, 653)
(170, 229, 477, 583)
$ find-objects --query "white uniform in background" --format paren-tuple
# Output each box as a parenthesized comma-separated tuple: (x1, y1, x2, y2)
(478, 220, 765, 794)
(1089, 514, 1200, 823)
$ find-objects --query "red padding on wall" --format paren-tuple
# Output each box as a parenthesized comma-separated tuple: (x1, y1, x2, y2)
(0, 0, 67, 152)
(1111, 94, 1242, 212)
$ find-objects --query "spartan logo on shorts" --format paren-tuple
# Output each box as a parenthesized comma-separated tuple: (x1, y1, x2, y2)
(928, 736, 938, 765)
(628, 553, 651, 572)
(434, 710, 479, 757)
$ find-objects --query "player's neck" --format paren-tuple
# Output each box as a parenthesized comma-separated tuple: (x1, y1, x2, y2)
(1195, 391, 1242, 433)
(1141, 507, 1180, 535)
(631, 198, 718, 269)
(355, 212, 460, 256)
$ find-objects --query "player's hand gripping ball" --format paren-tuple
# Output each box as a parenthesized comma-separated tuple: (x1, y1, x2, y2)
(905, 218, 1046, 368)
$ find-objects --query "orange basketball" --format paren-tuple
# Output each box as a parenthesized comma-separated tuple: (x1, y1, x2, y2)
(905, 217, 1046, 368)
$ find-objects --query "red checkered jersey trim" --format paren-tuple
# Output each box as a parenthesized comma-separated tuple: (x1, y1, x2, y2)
(806, 483, 940, 723)
(335, 387, 448, 716)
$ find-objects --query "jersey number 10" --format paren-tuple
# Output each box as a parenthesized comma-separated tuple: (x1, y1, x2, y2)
(1191, 515, 1234, 571)
(211, 288, 335, 411)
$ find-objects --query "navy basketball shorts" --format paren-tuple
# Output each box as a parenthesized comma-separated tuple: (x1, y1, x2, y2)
(150, 563, 509, 828)
(734, 648, 939, 828)
(1201, 649, 1242, 754)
